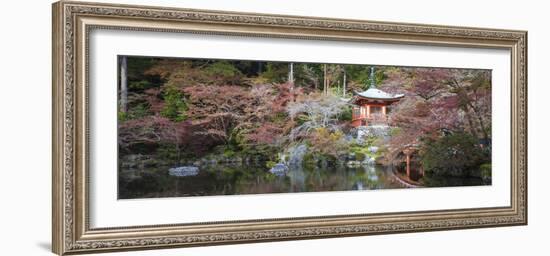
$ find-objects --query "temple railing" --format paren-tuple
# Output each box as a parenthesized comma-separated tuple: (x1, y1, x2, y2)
(351, 113, 387, 126)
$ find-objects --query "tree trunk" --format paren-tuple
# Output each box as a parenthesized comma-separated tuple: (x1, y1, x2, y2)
(323, 64, 327, 95)
(464, 108, 480, 139)
(258, 62, 263, 74)
(343, 71, 347, 97)
(120, 56, 128, 113)
(288, 62, 294, 85)
(468, 103, 490, 142)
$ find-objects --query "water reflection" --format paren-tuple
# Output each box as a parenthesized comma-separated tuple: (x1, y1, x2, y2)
(118, 163, 405, 199)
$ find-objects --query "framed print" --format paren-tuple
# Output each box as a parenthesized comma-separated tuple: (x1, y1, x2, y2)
(52, 1, 527, 255)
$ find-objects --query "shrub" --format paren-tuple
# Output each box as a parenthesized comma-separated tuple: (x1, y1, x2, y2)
(355, 152, 366, 162)
(480, 163, 491, 180)
(129, 80, 154, 90)
(204, 61, 243, 85)
(160, 86, 188, 122)
(265, 161, 277, 169)
(156, 144, 180, 161)
(308, 128, 350, 158)
(223, 148, 236, 158)
(420, 132, 488, 176)
(338, 106, 352, 121)
(303, 152, 316, 165)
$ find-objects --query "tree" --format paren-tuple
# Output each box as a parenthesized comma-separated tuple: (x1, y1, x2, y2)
(203, 61, 243, 85)
(259, 62, 288, 83)
(120, 56, 128, 113)
(447, 70, 491, 142)
(322, 64, 343, 95)
(286, 93, 348, 141)
(420, 132, 488, 176)
(342, 67, 347, 97)
(288, 62, 294, 85)
(379, 67, 491, 164)
(308, 128, 349, 158)
(183, 85, 250, 145)
(301, 64, 321, 91)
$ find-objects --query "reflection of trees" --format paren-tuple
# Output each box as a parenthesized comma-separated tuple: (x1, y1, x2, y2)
(119, 164, 405, 199)
(346, 165, 384, 190)
(287, 167, 306, 193)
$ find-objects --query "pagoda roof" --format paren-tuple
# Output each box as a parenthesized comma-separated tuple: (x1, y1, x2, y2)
(349, 88, 404, 104)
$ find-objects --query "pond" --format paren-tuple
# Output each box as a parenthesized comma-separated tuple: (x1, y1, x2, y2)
(118, 162, 487, 199)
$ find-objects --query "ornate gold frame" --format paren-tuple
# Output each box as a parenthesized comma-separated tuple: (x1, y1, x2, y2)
(52, 1, 527, 255)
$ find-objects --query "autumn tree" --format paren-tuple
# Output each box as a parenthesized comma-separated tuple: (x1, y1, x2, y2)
(286, 93, 348, 141)
(379, 67, 491, 165)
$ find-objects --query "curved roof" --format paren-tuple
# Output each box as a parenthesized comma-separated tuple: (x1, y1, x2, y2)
(355, 88, 404, 100)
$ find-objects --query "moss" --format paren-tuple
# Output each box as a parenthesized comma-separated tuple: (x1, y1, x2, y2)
(118, 111, 128, 122)
(303, 152, 315, 164)
(156, 144, 180, 161)
(266, 161, 277, 169)
(355, 152, 366, 162)
(223, 148, 236, 158)
(480, 163, 492, 179)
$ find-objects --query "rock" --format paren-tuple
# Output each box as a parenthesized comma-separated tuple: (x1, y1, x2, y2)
(288, 144, 308, 167)
(168, 166, 199, 177)
(361, 157, 375, 165)
(356, 126, 391, 144)
(368, 146, 379, 153)
(269, 163, 288, 176)
(346, 160, 361, 167)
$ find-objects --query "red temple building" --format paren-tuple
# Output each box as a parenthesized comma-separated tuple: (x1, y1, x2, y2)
(349, 88, 404, 127)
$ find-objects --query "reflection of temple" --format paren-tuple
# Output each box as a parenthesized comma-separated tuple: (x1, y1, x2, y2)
(349, 88, 404, 127)
(348, 67, 404, 127)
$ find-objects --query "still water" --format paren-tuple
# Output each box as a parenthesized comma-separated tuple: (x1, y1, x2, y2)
(119, 163, 406, 199)
(118, 163, 487, 199)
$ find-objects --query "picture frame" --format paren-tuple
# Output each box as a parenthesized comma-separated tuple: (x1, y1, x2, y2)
(52, 1, 527, 255)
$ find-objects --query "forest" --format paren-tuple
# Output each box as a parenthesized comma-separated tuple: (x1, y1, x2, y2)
(118, 56, 492, 198)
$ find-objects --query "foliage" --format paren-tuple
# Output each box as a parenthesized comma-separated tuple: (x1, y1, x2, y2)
(118, 56, 492, 186)
(337, 105, 352, 121)
(129, 80, 154, 90)
(223, 148, 236, 158)
(343, 65, 384, 90)
(420, 132, 488, 176)
(265, 161, 277, 169)
(381, 68, 491, 163)
(286, 93, 347, 141)
(160, 85, 188, 122)
(118, 116, 218, 159)
(203, 61, 243, 85)
(259, 63, 288, 83)
(355, 152, 366, 162)
(308, 128, 349, 158)
(480, 163, 492, 180)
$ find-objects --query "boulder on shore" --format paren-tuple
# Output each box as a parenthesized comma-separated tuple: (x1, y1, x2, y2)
(269, 163, 288, 176)
(168, 166, 199, 177)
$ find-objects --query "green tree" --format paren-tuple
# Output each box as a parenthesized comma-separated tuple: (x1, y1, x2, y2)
(204, 61, 243, 85)
(160, 85, 188, 122)
(259, 62, 288, 83)
(420, 132, 488, 177)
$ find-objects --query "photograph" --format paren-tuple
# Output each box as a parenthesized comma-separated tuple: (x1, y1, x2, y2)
(117, 56, 493, 199)
(48, 1, 530, 254)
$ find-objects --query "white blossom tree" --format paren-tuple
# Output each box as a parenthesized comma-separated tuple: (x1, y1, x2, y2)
(286, 93, 348, 140)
